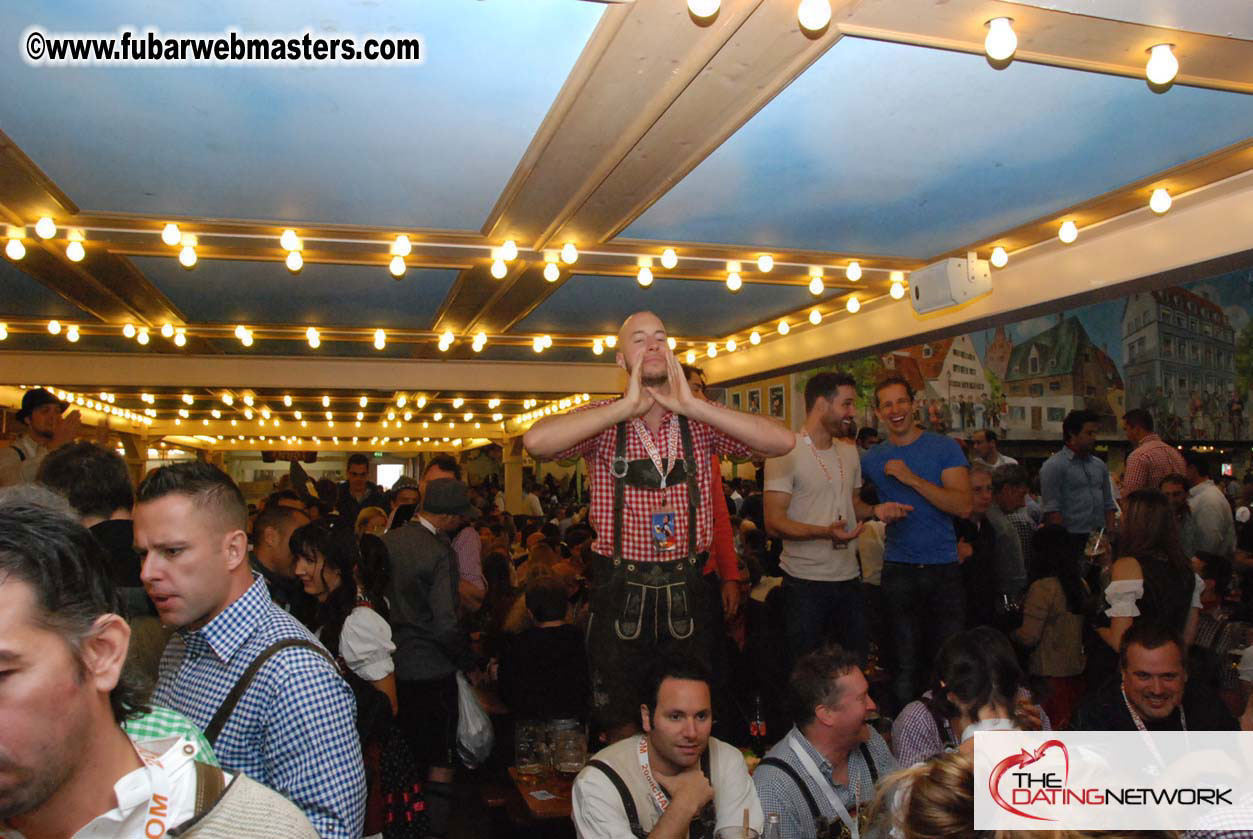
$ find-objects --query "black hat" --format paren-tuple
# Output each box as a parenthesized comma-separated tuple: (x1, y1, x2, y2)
(422, 478, 478, 518)
(17, 388, 68, 422)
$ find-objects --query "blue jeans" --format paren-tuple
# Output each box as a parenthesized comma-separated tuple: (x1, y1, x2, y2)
(782, 574, 868, 666)
(880, 562, 965, 708)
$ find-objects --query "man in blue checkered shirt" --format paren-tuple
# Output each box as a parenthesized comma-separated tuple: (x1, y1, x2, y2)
(134, 462, 365, 839)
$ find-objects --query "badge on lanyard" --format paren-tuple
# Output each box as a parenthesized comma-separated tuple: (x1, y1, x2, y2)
(651, 504, 678, 552)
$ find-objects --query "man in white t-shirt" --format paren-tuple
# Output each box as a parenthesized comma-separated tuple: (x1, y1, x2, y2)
(764, 373, 912, 665)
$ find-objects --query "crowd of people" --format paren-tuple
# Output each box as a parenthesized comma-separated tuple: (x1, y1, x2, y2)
(2, 309, 1252, 839)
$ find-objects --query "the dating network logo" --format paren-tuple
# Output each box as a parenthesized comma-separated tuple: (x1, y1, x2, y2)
(989, 740, 1071, 821)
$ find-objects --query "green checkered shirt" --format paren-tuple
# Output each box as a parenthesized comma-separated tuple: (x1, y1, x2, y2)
(123, 706, 219, 767)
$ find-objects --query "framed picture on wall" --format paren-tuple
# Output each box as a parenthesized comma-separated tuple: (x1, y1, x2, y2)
(747, 388, 761, 414)
(731, 391, 742, 410)
(768, 385, 785, 419)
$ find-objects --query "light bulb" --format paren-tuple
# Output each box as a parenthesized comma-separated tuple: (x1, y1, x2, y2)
(532, 337, 544, 353)
(846, 296, 861, 314)
(322, 395, 331, 408)
(990, 246, 1008, 268)
(453, 397, 464, 409)
(890, 280, 906, 300)
(1146, 43, 1178, 86)
(294, 410, 302, 420)
(707, 342, 718, 358)
(778, 320, 790, 335)
(179, 245, 197, 268)
(561, 242, 578, 264)
(1150, 188, 1172, 214)
(388, 255, 406, 278)
(726, 339, 738, 352)
(592, 339, 604, 355)
(392, 235, 412, 257)
(374, 329, 386, 350)
(687, 0, 719, 18)
(182, 394, 194, 405)
(137, 328, 150, 345)
(501, 240, 518, 261)
(174, 330, 187, 347)
(161, 223, 181, 246)
(241, 331, 253, 347)
(660, 248, 678, 270)
(809, 309, 822, 325)
(757, 254, 774, 273)
(685, 349, 696, 364)
(808, 276, 824, 296)
(797, 0, 831, 32)
(285, 250, 303, 273)
(161, 323, 174, 338)
(984, 17, 1017, 62)
(5, 238, 25, 260)
(464, 412, 473, 422)
(434, 412, 443, 422)
(726, 272, 742, 292)
(279, 229, 301, 251)
(845, 261, 861, 281)
(605, 335, 617, 349)
(47, 319, 61, 335)
(667, 337, 677, 350)
(65, 241, 85, 262)
(66, 325, 80, 342)
(638, 266, 654, 287)
(34, 217, 56, 239)
(490, 259, 507, 279)
(543, 334, 553, 348)
(306, 326, 320, 348)
(1058, 220, 1078, 244)
(543, 261, 560, 282)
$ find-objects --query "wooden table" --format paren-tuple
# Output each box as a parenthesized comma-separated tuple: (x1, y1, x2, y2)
(509, 767, 575, 821)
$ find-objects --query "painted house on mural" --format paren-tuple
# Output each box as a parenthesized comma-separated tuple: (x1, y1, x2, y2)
(1004, 316, 1124, 437)
(882, 335, 988, 431)
(1121, 287, 1236, 436)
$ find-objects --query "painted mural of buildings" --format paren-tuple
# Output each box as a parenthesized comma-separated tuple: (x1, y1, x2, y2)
(984, 325, 1013, 382)
(883, 335, 989, 431)
(1121, 287, 1236, 437)
(1003, 316, 1124, 436)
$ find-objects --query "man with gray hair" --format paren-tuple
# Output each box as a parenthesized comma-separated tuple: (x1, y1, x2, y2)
(988, 464, 1031, 601)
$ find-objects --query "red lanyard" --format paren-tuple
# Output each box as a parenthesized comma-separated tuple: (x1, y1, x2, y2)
(803, 433, 846, 488)
(631, 417, 680, 489)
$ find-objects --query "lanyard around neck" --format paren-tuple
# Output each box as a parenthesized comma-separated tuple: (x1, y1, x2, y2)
(802, 433, 846, 488)
(631, 417, 680, 489)
(637, 736, 672, 815)
(1121, 686, 1187, 767)
(788, 732, 859, 839)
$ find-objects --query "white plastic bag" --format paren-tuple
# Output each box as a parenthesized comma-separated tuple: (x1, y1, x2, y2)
(455, 671, 494, 768)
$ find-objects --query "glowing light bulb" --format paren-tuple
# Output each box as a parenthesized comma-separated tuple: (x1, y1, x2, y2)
(452, 397, 464, 409)
(121, 323, 136, 339)
(463, 412, 473, 422)
(137, 328, 150, 345)
(285, 250, 303, 273)
(306, 326, 320, 348)
(778, 320, 790, 335)
(685, 350, 696, 364)
(890, 280, 906, 300)
(749, 331, 761, 345)
(808, 276, 824, 296)
(161, 323, 174, 338)
(845, 261, 861, 281)
(388, 256, 406, 278)
(174, 330, 186, 347)
(179, 245, 197, 268)
(984, 17, 1017, 62)
(638, 266, 653, 287)
(161, 223, 181, 246)
(726, 339, 738, 352)
(543, 334, 553, 348)
(501, 240, 518, 261)
(687, 0, 719, 18)
(605, 335, 617, 349)
(65, 241, 85, 262)
(797, 0, 831, 32)
(240, 331, 253, 347)
(5, 238, 25, 260)
(660, 248, 678, 269)
(34, 217, 56, 239)
(490, 259, 507, 279)
(47, 319, 61, 335)
(592, 339, 604, 355)
(560, 242, 578, 264)
(809, 309, 822, 325)
(707, 342, 718, 358)
(1058, 220, 1078, 244)
(667, 337, 677, 350)
(726, 272, 742, 292)
(532, 337, 544, 353)
(990, 247, 1008, 268)
(392, 235, 411, 257)
(757, 254, 774, 272)
(1146, 43, 1178, 86)
(846, 296, 861, 314)
(279, 229, 301, 251)
(1150, 188, 1172, 214)
(543, 261, 560, 282)
(66, 325, 80, 342)
(294, 410, 302, 420)
(374, 329, 386, 350)
(433, 412, 443, 422)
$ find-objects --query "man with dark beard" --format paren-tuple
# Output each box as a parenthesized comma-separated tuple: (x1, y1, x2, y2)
(524, 310, 794, 733)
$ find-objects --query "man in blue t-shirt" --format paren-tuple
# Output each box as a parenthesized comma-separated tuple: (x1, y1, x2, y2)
(861, 376, 973, 708)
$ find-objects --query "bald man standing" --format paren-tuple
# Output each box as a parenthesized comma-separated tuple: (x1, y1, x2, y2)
(525, 311, 794, 732)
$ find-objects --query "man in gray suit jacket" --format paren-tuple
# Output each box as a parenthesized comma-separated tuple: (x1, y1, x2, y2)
(383, 477, 477, 839)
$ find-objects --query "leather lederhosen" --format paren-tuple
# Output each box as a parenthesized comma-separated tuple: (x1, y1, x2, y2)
(586, 416, 712, 723)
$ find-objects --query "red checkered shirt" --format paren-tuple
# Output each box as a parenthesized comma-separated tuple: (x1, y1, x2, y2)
(1121, 433, 1186, 497)
(555, 400, 751, 563)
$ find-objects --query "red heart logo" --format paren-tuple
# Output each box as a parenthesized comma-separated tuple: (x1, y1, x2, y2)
(988, 739, 1069, 821)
